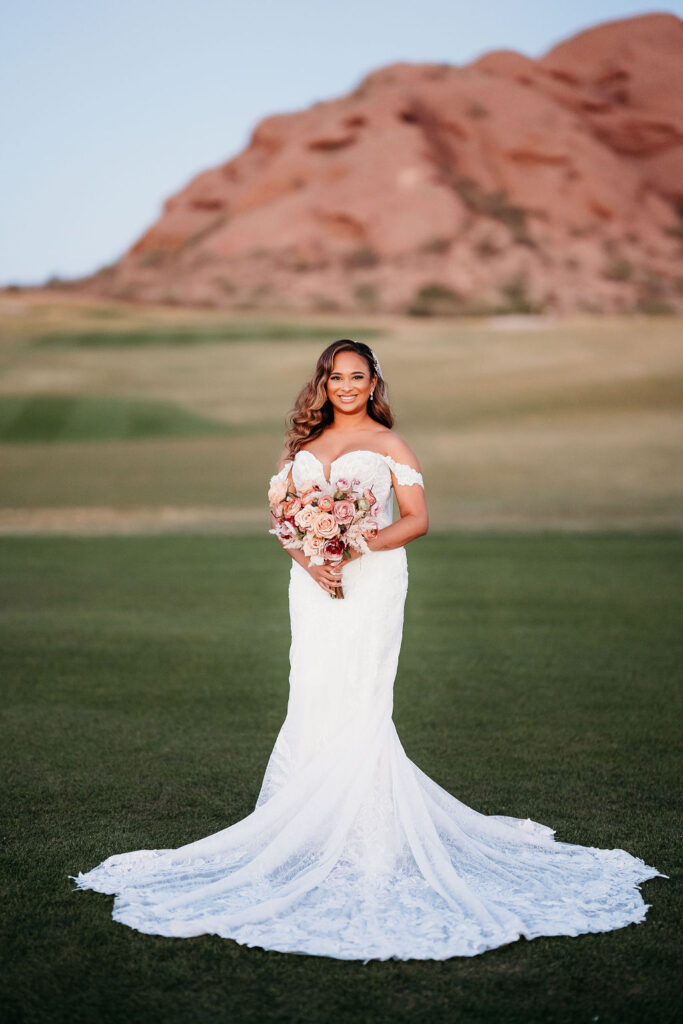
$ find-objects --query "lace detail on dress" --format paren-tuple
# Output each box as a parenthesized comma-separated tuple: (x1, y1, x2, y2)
(383, 455, 424, 489)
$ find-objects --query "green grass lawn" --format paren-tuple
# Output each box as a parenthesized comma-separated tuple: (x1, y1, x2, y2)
(30, 321, 385, 349)
(0, 395, 235, 443)
(1, 533, 680, 1024)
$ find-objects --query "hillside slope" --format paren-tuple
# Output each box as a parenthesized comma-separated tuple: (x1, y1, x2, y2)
(79, 12, 683, 315)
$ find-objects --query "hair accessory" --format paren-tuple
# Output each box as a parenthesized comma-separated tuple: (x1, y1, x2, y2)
(369, 348, 383, 380)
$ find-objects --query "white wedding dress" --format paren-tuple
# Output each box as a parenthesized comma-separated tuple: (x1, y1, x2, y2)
(72, 449, 663, 960)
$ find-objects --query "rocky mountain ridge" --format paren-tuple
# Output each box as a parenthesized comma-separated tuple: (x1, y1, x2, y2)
(78, 12, 683, 315)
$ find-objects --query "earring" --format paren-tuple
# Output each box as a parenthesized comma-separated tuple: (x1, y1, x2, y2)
(370, 390, 374, 401)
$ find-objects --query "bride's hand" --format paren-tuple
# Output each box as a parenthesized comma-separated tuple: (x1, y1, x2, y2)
(308, 561, 344, 596)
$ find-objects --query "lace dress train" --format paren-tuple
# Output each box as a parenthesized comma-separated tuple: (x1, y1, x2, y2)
(72, 451, 663, 960)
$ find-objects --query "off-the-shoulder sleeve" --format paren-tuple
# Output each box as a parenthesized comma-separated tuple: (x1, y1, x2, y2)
(383, 454, 424, 488)
(269, 461, 293, 489)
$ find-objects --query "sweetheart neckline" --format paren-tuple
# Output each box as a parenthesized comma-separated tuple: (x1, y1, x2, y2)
(294, 448, 387, 487)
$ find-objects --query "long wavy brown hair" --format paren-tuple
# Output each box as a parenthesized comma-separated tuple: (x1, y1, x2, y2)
(285, 339, 393, 457)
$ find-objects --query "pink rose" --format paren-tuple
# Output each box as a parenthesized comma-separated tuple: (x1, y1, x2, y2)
(333, 499, 355, 525)
(283, 496, 302, 517)
(335, 477, 352, 494)
(294, 505, 315, 529)
(317, 494, 335, 513)
(313, 511, 340, 539)
(302, 488, 321, 506)
(363, 488, 376, 507)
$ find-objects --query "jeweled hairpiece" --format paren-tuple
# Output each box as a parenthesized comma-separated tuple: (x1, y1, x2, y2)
(369, 348, 383, 379)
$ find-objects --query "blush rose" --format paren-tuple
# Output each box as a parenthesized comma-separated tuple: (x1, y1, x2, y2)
(303, 533, 326, 563)
(314, 511, 340, 539)
(294, 505, 316, 530)
(333, 499, 355, 525)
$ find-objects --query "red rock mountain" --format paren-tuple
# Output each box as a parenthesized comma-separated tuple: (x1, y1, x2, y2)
(82, 12, 683, 314)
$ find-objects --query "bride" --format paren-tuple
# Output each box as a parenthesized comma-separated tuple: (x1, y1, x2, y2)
(73, 338, 662, 960)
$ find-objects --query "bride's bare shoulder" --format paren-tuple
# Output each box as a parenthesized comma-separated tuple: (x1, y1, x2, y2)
(380, 430, 423, 470)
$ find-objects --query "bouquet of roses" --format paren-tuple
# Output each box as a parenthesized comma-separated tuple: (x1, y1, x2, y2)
(268, 473, 381, 598)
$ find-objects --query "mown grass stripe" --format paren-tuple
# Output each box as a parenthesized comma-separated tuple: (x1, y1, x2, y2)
(0, 395, 234, 443)
(32, 323, 386, 348)
(0, 395, 80, 442)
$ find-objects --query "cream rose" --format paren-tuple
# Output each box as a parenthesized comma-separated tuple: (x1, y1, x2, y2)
(294, 505, 315, 530)
(313, 511, 340, 539)
(303, 533, 326, 565)
(268, 477, 288, 505)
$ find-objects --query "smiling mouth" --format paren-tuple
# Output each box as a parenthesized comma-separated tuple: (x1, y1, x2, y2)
(339, 395, 358, 402)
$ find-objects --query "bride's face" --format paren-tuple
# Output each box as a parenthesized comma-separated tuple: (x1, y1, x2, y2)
(326, 352, 376, 415)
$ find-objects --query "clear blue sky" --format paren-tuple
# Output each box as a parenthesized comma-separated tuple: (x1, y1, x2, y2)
(2, 1, 681, 285)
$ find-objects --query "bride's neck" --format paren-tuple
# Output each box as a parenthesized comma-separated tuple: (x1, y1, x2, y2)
(330, 411, 373, 433)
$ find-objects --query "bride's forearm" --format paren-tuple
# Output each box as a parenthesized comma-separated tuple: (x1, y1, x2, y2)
(270, 510, 427, 562)
(284, 546, 309, 570)
(367, 513, 428, 552)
